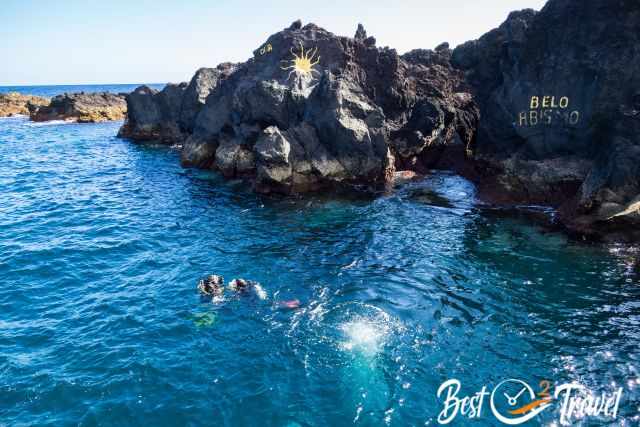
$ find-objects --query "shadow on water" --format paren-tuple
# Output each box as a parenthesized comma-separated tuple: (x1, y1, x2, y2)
(406, 188, 454, 209)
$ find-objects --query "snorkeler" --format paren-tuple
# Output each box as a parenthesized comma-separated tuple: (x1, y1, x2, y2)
(198, 275, 271, 301)
(228, 278, 250, 292)
(228, 278, 268, 300)
(197, 274, 225, 296)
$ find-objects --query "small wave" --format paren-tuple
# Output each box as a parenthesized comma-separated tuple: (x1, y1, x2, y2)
(341, 259, 359, 270)
(0, 114, 29, 120)
(26, 120, 74, 127)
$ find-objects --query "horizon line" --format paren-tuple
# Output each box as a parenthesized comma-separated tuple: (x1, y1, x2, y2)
(0, 82, 169, 88)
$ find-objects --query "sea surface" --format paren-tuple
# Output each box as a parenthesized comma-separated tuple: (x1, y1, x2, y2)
(0, 84, 166, 98)
(1, 85, 639, 426)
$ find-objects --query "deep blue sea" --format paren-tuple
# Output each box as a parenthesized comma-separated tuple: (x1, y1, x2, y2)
(1, 85, 639, 426)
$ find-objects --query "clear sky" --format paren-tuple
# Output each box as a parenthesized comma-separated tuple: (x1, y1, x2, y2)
(0, 0, 548, 86)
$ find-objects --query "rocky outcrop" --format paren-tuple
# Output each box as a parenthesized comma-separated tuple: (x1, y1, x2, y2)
(119, 22, 478, 193)
(118, 3, 640, 241)
(118, 65, 233, 144)
(0, 92, 49, 117)
(452, 0, 640, 241)
(31, 92, 127, 123)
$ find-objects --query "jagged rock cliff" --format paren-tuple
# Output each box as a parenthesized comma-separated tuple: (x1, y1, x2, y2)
(452, 0, 640, 240)
(119, 0, 640, 241)
(119, 21, 478, 194)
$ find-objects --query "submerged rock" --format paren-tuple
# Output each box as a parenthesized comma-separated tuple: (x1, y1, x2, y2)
(452, 0, 640, 241)
(407, 188, 454, 208)
(0, 92, 49, 117)
(31, 92, 127, 123)
(119, 22, 479, 194)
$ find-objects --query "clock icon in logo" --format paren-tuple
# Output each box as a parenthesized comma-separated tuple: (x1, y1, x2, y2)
(490, 379, 552, 425)
(504, 383, 528, 407)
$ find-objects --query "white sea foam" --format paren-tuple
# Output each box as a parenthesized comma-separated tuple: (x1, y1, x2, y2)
(0, 114, 28, 120)
(340, 319, 388, 355)
(341, 259, 358, 270)
(253, 283, 267, 300)
(339, 310, 395, 357)
(26, 120, 73, 127)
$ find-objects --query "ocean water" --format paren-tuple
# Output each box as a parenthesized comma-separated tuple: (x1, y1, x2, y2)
(0, 84, 166, 98)
(1, 89, 639, 426)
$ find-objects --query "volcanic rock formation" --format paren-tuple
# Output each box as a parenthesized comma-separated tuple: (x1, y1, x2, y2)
(452, 0, 640, 240)
(118, 22, 479, 194)
(119, 0, 640, 241)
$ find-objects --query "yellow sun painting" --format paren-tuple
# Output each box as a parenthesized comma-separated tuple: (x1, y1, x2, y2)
(281, 42, 321, 82)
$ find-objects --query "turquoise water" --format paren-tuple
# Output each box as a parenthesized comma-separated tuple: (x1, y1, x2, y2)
(1, 102, 639, 425)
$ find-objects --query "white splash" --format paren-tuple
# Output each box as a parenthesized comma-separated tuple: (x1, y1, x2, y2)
(341, 259, 358, 270)
(340, 317, 390, 356)
(253, 283, 267, 300)
(26, 120, 72, 127)
(0, 114, 28, 120)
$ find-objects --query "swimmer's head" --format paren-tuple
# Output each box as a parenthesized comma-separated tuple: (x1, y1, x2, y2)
(198, 274, 225, 296)
(228, 278, 249, 291)
(207, 275, 224, 285)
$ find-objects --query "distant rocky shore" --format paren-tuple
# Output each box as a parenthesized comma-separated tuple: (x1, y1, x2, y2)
(0, 92, 49, 117)
(117, 0, 640, 242)
(0, 92, 126, 123)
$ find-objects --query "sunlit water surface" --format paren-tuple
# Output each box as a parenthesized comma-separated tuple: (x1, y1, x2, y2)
(1, 110, 639, 426)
